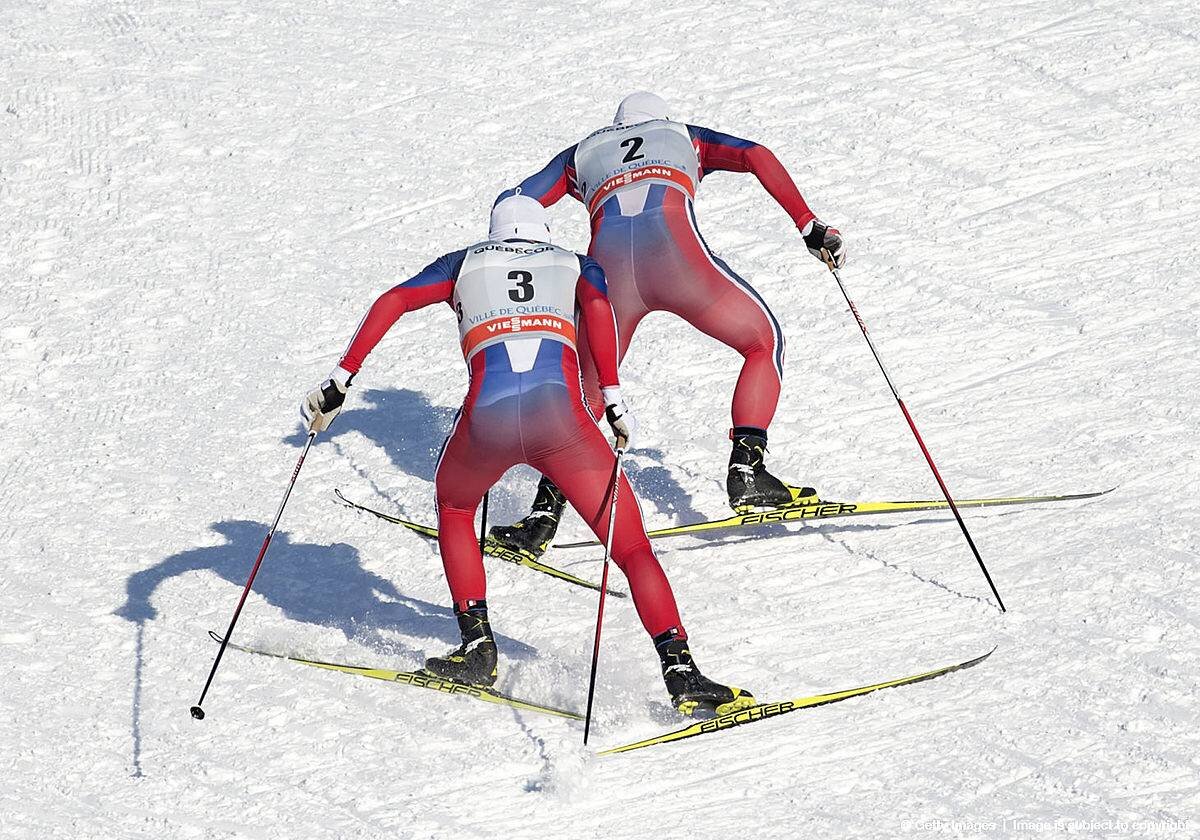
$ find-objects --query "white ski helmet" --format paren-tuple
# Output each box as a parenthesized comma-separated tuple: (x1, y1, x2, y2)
(489, 194, 551, 242)
(614, 91, 670, 125)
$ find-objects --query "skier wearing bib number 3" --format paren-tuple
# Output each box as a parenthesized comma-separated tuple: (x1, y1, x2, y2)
(301, 196, 756, 718)
(489, 91, 846, 559)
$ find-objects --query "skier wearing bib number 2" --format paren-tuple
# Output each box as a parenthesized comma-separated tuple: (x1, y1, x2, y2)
(489, 91, 846, 559)
(301, 195, 756, 718)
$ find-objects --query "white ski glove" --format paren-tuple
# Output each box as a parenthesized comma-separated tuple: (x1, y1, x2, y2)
(802, 219, 846, 268)
(301, 366, 354, 433)
(601, 385, 637, 451)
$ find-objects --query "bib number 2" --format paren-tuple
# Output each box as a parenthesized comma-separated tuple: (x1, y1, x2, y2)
(620, 136, 645, 163)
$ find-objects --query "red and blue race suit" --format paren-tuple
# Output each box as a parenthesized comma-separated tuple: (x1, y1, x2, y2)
(497, 120, 817, 431)
(337, 239, 685, 638)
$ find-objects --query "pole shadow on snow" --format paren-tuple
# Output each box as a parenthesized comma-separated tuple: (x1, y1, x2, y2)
(115, 519, 537, 775)
(129, 621, 145, 778)
(664, 516, 998, 607)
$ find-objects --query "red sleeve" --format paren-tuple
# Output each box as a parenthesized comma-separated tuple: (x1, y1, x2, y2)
(576, 256, 620, 388)
(338, 251, 463, 374)
(690, 125, 817, 231)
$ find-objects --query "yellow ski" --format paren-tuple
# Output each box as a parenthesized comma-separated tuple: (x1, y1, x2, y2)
(333, 489, 626, 598)
(599, 646, 996, 756)
(210, 632, 583, 720)
(555, 488, 1113, 548)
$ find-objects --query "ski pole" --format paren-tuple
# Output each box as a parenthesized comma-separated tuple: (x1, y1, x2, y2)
(583, 449, 624, 744)
(822, 252, 1007, 612)
(190, 428, 319, 720)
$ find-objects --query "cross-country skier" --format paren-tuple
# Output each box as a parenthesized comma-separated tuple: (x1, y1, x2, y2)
(488, 91, 846, 559)
(301, 195, 756, 717)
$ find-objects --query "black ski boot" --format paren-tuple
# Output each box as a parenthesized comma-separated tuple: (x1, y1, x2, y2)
(655, 630, 756, 718)
(423, 600, 498, 687)
(727, 427, 813, 512)
(487, 477, 566, 559)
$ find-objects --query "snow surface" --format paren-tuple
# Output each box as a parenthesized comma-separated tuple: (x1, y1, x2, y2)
(2, 1, 1199, 838)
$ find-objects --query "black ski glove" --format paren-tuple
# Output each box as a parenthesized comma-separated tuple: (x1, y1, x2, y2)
(803, 219, 846, 268)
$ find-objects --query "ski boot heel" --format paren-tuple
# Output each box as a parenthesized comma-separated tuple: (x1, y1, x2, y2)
(786, 485, 819, 506)
(676, 686, 758, 719)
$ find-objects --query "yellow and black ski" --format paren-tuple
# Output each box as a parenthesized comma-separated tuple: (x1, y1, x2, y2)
(209, 631, 583, 720)
(333, 489, 626, 598)
(554, 487, 1113, 549)
(599, 646, 996, 756)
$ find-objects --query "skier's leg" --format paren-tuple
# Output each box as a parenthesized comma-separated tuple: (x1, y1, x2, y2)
(427, 409, 515, 685)
(655, 202, 811, 511)
(535, 418, 756, 716)
(536, 433, 682, 638)
(661, 204, 786, 430)
(433, 415, 510, 609)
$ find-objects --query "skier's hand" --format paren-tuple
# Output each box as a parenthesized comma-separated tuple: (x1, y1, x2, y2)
(802, 219, 845, 268)
(301, 366, 353, 433)
(601, 386, 637, 451)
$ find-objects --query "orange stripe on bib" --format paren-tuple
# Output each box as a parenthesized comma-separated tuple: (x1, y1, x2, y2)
(588, 165, 695, 215)
(461, 315, 577, 359)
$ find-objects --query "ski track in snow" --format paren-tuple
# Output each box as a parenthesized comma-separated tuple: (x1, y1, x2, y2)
(2, 0, 1198, 837)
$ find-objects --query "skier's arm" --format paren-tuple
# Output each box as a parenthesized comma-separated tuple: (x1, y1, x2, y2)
(576, 256, 636, 449)
(302, 251, 462, 432)
(494, 145, 581, 207)
(575, 256, 619, 388)
(338, 251, 463, 374)
(689, 125, 844, 266)
(688, 125, 816, 230)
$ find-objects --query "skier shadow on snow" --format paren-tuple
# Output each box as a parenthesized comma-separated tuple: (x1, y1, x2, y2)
(116, 521, 539, 777)
(620, 447, 708, 529)
(284, 387, 455, 484)
(283, 387, 526, 522)
(117, 520, 533, 658)
(284, 387, 708, 530)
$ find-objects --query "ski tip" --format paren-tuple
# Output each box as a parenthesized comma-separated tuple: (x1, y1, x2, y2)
(960, 645, 999, 670)
(1056, 486, 1116, 500)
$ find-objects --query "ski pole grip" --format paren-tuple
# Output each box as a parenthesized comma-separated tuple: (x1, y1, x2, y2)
(821, 247, 838, 272)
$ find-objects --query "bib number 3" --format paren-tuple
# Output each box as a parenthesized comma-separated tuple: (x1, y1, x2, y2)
(507, 270, 534, 303)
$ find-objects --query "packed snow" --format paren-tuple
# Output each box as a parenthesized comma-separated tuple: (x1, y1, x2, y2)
(2, 0, 1198, 837)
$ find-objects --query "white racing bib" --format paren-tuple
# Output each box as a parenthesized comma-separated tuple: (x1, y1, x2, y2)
(454, 241, 581, 373)
(573, 119, 700, 215)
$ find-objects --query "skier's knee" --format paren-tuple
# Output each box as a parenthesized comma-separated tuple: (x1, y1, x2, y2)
(738, 329, 783, 369)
